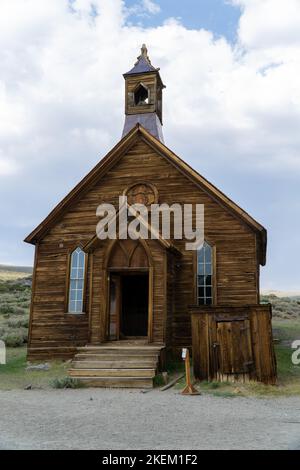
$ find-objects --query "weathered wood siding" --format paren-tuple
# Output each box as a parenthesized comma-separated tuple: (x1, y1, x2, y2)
(191, 305, 277, 384)
(28, 240, 89, 360)
(28, 136, 260, 358)
(166, 253, 175, 348)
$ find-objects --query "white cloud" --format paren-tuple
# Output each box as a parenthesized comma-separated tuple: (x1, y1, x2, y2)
(1, 0, 299, 180)
(126, 0, 161, 18)
(0, 151, 18, 176)
(141, 0, 161, 14)
(0, 0, 300, 282)
(231, 0, 300, 48)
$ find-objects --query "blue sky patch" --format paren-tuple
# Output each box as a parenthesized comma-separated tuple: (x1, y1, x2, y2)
(125, 0, 241, 43)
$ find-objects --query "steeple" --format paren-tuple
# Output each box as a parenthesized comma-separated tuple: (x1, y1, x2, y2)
(122, 45, 166, 142)
(124, 44, 158, 75)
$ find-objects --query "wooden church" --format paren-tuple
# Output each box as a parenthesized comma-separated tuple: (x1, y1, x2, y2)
(25, 46, 276, 387)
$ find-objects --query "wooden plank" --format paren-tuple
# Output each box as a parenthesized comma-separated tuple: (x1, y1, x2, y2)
(191, 305, 276, 384)
(27, 243, 39, 352)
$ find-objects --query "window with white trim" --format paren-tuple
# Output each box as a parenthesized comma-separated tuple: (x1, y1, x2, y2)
(68, 247, 86, 313)
(197, 241, 213, 305)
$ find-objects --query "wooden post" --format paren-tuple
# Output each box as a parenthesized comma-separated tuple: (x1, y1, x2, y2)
(181, 348, 200, 396)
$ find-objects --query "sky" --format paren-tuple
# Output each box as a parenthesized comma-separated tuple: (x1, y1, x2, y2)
(0, 0, 300, 290)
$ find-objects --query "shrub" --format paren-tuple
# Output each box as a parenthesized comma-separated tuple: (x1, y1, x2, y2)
(0, 326, 6, 336)
(11, 306, 27, 316)
(262, 295, 300, 319)
(0, 304, 15, 315)
(0, 294, 12, 303)
(20, 301, 30, 309)
(0, 304, 27, 316)
(0, 327, 28, 347)
(50, 377, 85, 389)
(2, 332, 24, 347)
(208, 381, 221, 389)
(153, 374, 165, 387)
(8, 316, 29, 328)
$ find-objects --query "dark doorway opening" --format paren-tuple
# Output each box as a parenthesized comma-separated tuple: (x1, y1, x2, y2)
(120, 274, 148, 337)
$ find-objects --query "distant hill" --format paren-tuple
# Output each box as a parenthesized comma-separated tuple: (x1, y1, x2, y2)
(0, 264, 33, 273)
(261, 293, 300, 319)
(0, 264, 33, 281)
(262, 289, 300, 300)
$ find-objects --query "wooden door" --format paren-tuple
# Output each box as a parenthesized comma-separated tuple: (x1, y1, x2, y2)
(216, 320, 254, 376)
(108, 275, 121, 341)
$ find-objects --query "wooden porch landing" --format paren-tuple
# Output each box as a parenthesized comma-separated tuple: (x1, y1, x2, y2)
(68, 341, 165, 388)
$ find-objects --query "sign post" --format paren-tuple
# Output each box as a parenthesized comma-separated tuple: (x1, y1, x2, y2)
(181, 348, 200, 395)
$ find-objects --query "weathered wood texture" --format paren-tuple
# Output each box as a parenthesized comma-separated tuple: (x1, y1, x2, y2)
(190, 304, 277, 384)
(125, 72, 163, 123)
(27, 240, 89, 360)
(166, 253, 175, 348)
(27, 137, 261, 359)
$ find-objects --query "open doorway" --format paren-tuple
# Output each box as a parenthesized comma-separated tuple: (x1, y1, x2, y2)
(120, 274, 149, 338)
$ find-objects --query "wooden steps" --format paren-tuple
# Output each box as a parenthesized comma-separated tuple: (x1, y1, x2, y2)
(72, 360, 157, 368)
(73, 377, 154, 388)
(69, 368, 155, 378)
(68, 342, 164, 388)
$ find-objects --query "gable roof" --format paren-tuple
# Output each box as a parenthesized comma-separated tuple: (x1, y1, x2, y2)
(24, 124, 267, 265)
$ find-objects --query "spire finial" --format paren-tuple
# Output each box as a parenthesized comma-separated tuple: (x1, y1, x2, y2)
(135, 43, 152, 66)
(141, 44, 148, 58)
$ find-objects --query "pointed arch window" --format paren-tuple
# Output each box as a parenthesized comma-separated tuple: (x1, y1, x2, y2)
(134, 84, 149, 106)
(197, 242, 213, 305)
(68, 247, 86, 313)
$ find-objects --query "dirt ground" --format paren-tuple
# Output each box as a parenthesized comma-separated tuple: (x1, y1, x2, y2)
(0, 388, 299, 450)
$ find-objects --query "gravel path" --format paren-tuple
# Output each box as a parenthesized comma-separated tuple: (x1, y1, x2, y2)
(0, 389, 300, 450)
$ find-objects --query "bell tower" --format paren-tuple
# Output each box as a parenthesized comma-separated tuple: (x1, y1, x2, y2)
(122, 45, 166, 142)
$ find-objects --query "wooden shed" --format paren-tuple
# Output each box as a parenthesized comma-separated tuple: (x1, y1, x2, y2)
(190, 305, 276, 384)
(25, 45, 276, 387)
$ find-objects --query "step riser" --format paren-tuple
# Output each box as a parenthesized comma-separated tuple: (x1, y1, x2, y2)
(77, 349, 161, 356)
(69, 368, 155, 378)
(78, 344, 163, 349)
(76, 378, 153, 388)
(75, 354, 159, 361)
(72, 361, 157, 369)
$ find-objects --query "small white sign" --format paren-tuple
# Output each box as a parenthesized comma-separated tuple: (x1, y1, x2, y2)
(292, 340, 300, 365)
(0, 340, 6, 365)
(182, 348, 187, 360)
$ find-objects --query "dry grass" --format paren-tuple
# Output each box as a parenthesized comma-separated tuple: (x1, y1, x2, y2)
(0, 265, 32, 281)
(0, 271, 31, 281)
(0, 347, 68, 390)
(0, 274, 31, 347)
(262, 294, 300, 320)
